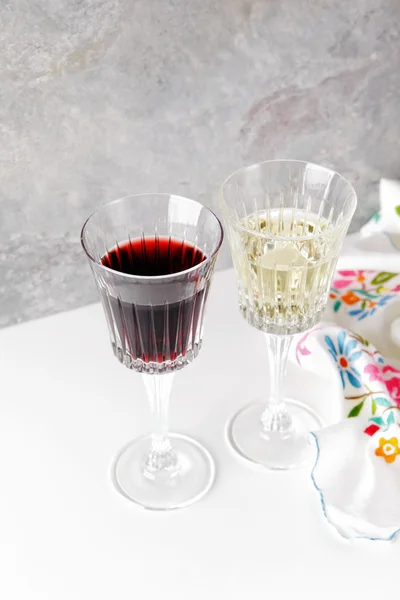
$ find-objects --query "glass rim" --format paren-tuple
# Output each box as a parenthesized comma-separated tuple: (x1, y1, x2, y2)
(218, 159, 357, 242)
(81, 192, 224, 281)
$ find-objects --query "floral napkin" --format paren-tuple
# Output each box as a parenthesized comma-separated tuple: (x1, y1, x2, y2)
(297, 181, 400, 541)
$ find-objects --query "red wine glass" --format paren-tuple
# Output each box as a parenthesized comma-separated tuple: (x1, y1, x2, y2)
(81, 193, 223, 510)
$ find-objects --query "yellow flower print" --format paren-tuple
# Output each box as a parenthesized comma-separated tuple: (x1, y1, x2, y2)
(375, 437, 400, 464)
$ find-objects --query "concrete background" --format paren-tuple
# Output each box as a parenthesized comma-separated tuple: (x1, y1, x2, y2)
(1, 0, 399, 327)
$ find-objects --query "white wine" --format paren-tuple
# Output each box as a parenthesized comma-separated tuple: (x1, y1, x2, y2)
(229, 209, 341, 334)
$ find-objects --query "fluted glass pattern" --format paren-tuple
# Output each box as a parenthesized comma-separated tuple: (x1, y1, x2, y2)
(219, 160, 357, 335)
(81, 193, 223, 373)
(219, 160, 357, 470)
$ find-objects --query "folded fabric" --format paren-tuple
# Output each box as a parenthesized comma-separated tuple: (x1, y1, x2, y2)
(297, 175, 400, 539)
(297, 317, 400, 540)
(338, 178, 400, 271)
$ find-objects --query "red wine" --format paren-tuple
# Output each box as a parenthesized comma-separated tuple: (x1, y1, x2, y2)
(100, 237, 209, 369)
(102, 236, 206, 276)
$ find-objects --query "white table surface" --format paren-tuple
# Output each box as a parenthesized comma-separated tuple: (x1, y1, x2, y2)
(0, 269, 397, 599)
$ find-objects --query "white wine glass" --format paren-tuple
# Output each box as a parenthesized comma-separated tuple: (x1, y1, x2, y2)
(219, 160, 357, 469)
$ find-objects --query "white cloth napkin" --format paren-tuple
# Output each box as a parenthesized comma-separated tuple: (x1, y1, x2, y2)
(300, 179, 400, 540)
(338, 179, 400, 271)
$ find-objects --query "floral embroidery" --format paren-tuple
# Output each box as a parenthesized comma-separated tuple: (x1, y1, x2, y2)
(364, 363, 383, 382)
(363, 363, 400, 406)
(341, 291, 360, 305)
(384, 369, 400, 407)
(324, 331, 362, 388)
(295, 328, 320, 366)
(347, 294, 393, 321)
(318, 328, 400, 436)
(332, 270, 365, 289)
(329, 270, 397, 320)
(296, 292, 400, 459)
(375, 437, 400, 463)
(347, 361, 397, 426)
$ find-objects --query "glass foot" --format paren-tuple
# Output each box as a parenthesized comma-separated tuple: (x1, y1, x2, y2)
(227, 400, 323, 470)
(113, 433, 215, 510)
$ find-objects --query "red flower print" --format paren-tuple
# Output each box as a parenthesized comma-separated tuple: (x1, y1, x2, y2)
(365, 363, 400, 406)
(385, 376, 400, 406)
(382, 365, 400, 375)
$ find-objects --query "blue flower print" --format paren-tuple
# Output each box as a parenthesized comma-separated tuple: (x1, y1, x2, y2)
(348, 294, 394, 321)
(324, 331, 362, 389)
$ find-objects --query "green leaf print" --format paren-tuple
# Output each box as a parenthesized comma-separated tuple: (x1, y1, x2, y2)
(333, 300, 341, 312)
(355, 335, 370, 347)
(348, 400, 364, 418)
(371, 272, 397, 285)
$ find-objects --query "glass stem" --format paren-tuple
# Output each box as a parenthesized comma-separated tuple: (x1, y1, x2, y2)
(142, 372, 179, 478)
(261, 334, 293, 435)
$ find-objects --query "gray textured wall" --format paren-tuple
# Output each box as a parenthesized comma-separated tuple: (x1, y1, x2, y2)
(1, 0, 399, 327)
